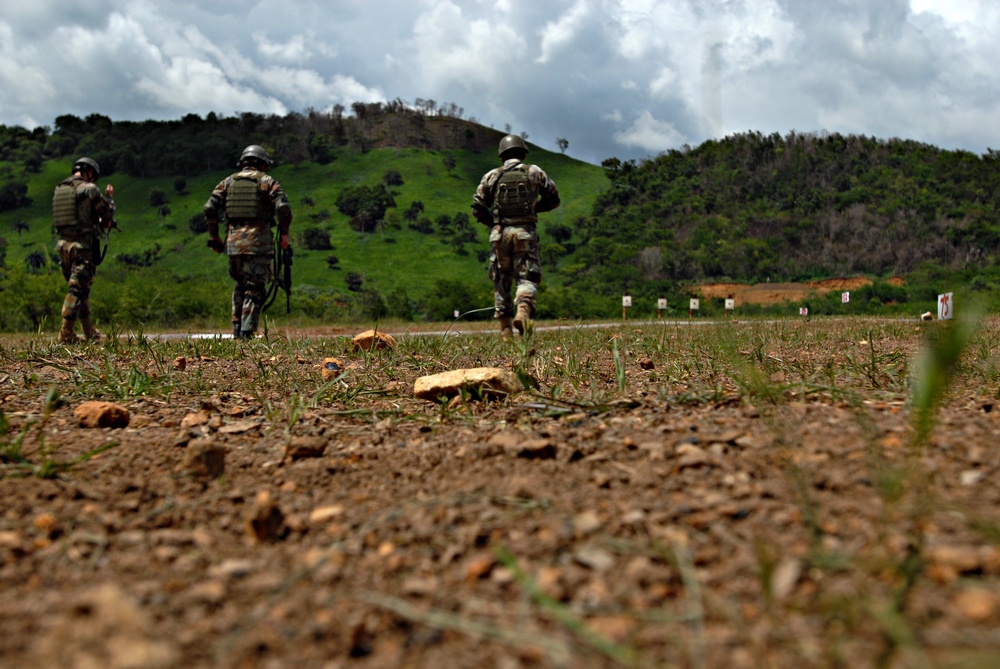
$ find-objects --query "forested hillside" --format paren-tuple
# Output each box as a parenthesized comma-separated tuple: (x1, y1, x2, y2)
(0, 108, 607, 332)
(564, 131, 1000, 309)
(2, 110, 999, 332)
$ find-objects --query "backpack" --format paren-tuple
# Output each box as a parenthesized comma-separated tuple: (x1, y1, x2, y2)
(226, 173, 269, 220)
(493, 164, 537, 221)
(52, 177, 84, 231)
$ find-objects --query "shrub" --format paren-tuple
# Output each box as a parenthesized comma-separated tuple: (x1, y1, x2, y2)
(302, 227, 332, 250)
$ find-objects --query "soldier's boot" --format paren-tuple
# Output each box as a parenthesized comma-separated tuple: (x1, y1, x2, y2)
(58, 318, 79, 344)
(81, 318, 102, 343)
(233, 323, 241, 339)
(499, 316, 514, 340)
(512, 303, 532, 336)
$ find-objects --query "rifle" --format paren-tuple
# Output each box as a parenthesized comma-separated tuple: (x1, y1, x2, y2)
(263, 239, 293, 314)
(93, 209, 119, 266)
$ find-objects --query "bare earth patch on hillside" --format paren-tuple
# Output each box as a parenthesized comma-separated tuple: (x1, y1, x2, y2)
(694, 276, 879, 305)
(2, 319, 1000, 668)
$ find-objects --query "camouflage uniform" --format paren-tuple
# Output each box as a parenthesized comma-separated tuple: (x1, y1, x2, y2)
(472, 154, 559, 333)
(204, 167, 292, 337)
(53, 167, 115, 343)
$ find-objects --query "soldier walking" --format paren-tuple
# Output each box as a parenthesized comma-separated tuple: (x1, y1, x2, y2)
(52, 157, 115, 344)
(204, 145, 292, 340)
(472, 135, 560, 338)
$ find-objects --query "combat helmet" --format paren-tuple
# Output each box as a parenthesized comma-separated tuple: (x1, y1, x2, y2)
(498, 134, 528, 159)
(238, 144, 273, 169)
(73, 157, 101, 178)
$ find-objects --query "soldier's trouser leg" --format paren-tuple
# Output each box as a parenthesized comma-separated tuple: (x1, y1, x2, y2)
(229, 254, 272, 337)
(490, 235, 515, 321)
(511, 230, 541, 333)
(57, 241, 95, 342)
(231, 285, 245, 335)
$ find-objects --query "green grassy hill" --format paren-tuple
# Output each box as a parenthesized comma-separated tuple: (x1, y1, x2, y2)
(0, 143, 608, 332)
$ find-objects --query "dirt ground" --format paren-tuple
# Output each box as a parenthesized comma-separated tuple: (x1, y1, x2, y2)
(2, 319, 1000, 669)
(694, 277, 880, 305)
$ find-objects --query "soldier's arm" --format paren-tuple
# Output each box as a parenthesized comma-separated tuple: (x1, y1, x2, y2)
(269, 180, 293, 248)
(471, 174, 495, 226)
(203, 180, 227, 252)
(80, 183, 114, 231)
(535, 170, 560, 213)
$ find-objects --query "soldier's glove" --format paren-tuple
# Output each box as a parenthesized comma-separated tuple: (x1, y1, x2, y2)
(207, 238, 225, 253)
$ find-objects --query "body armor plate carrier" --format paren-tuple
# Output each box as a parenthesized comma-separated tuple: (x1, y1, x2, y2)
(494, 165, 536, 221)
(227, 174, 269, 220)
(52, 177, 84, 231)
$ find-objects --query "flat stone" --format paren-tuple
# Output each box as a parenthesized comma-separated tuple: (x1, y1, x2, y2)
(284, 436, 327, 460)
(414, 367, 520, 402)
(74, 401, 130, 429)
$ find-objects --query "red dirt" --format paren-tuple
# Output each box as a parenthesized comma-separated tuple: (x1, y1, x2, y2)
(693, 277, 879, 305)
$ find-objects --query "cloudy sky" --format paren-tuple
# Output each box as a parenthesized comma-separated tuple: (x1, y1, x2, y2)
(1, 0, 998, 165)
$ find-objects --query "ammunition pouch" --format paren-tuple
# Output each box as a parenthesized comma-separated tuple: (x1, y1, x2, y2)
(493, 164, 537, 222)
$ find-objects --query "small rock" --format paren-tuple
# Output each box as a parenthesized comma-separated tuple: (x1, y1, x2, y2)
(771, 557, 802, 599)
(951, 588, 998, 622)
(309, 505, 346, 524)
(675, 443, 712, 469)
(218, 419, 261, 435)
(180, 411, 211, 428)
(401, 575, 439, 596)
(185, 580, 226, 605)
(573, 545, 615, 571)
(320, 358, 344, 382)
(960, 470, 984, 486)
(465, 554, 496, 582)
(179, 439, 226, 479)
(284, 436, 327, 460)
(638, 357, 655, 370)
(638, 441, 667, 460)
(352, 329, 397, 351)
(74, 401, 130, 429)
(573, 510, 602, 535)
(209, 559, 254, 580)
(245, 491, 285, 544)
(487, 432, 523, 451)
(508, 438, 556, 459)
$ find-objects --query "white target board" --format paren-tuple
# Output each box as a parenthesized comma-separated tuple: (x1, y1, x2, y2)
(938, 293, 953, 320)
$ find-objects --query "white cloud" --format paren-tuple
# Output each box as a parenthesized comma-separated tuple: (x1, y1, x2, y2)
(0, 0, 998, 163)
(537, 0, 592, 64)
(407, 2, 524, 90)
(614, 110, 688, 153)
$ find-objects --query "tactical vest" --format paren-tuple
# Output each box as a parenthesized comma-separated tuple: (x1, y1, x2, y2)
(52, 176, 84, 231)
(226, 173, 270, 221)
(493, 165, 537, 221)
